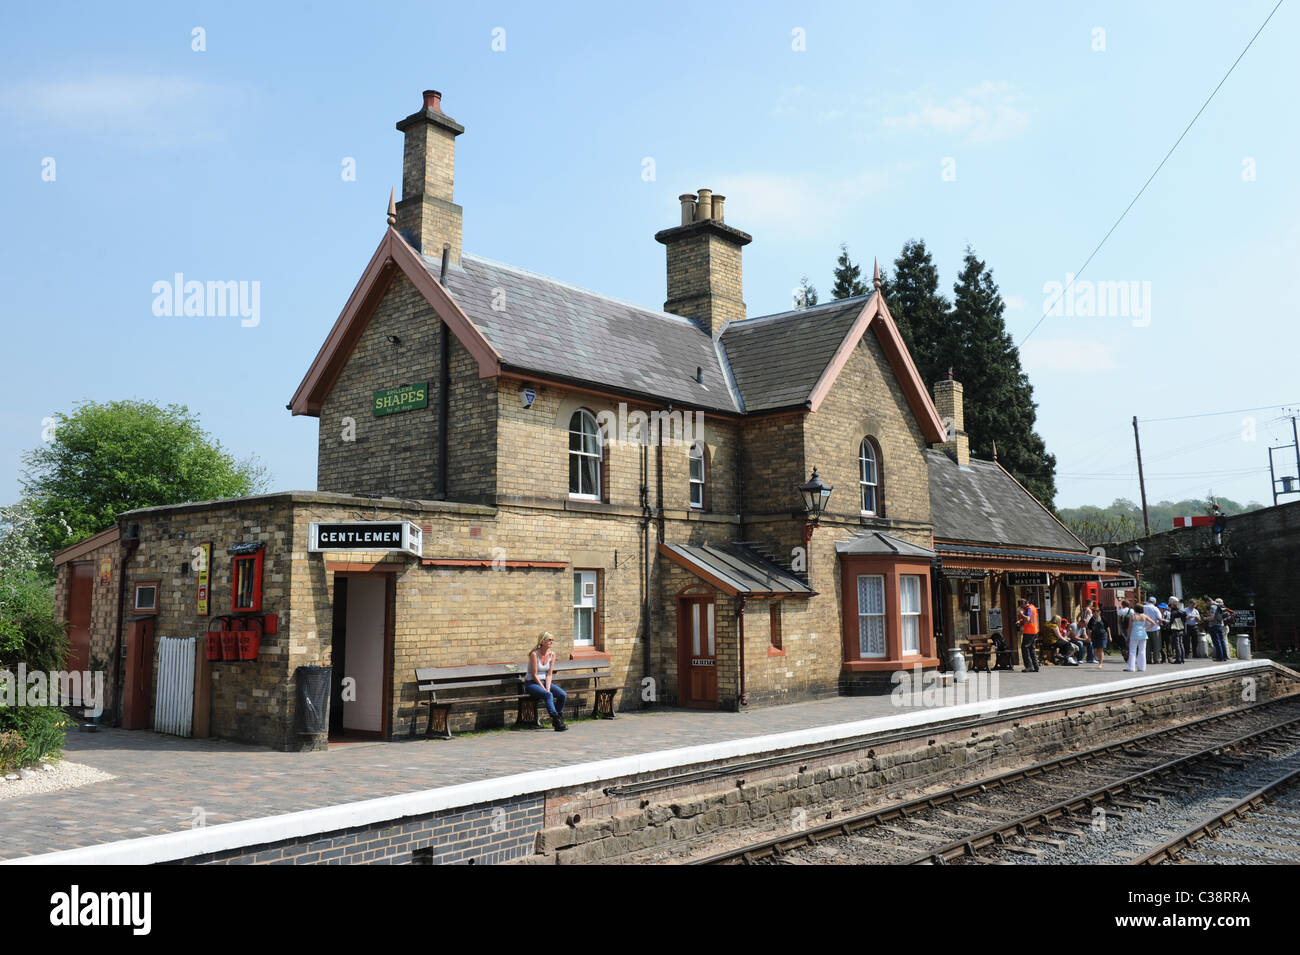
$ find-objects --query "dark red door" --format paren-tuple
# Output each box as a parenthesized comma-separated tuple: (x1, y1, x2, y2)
(67, 561, 93, 673)
(678, 595, 717, 708)
(123, 617, 156, 729)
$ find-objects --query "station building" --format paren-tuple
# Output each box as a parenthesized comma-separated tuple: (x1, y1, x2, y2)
(54, 90, 1117, 751)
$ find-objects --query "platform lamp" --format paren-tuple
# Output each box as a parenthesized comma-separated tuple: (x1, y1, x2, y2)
(798, 468, 833, 543)
(1125, 542, 1145, 600)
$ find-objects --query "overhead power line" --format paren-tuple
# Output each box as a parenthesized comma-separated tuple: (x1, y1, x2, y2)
(1018, 0, 1286, 347)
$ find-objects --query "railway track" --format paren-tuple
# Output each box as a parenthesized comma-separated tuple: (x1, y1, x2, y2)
(692, 695, 1300, 865)
(1131, 766, 1300, 865)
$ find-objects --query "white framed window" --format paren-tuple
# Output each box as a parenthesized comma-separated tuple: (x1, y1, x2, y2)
(901, 575, 922, 655)
(574, 570, 597, 647)
(859, 439, 878, 515)
(133, 582, 158, 612)
(857, 574, 886, 657)
(568, 410, 601, 499)
(689, 442, 705, 509)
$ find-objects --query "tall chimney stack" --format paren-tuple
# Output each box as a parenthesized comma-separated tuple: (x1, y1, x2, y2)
(395, 89, 465, 264)
(655, 189, 751, 338)
(932, 371, 971, 467)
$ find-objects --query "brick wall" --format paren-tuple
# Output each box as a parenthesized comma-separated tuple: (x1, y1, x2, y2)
(54, 535, 122, 715)
(185, 793, 542, 865)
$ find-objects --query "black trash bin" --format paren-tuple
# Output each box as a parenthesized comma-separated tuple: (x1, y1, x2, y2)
(296, 665, 332, 736)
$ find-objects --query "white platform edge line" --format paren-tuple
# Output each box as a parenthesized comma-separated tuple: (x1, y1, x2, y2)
(6, 661, 1271, 865)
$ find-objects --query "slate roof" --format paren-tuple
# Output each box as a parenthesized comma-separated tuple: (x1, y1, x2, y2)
(432, 254, 740, 412)
(431, 252, 872, 415)
(718, 298, 868, 411)
(661, 542, 814, 596)
(926, 449, 1085, 553)
(936, 543, 1104, 565)
(835, 531, 936, 559)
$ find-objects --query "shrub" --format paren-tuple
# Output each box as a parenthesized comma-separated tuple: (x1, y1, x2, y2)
(0, 706, 73, 767)
(0, 569, 68, 673)
(0, 730, 25, 774)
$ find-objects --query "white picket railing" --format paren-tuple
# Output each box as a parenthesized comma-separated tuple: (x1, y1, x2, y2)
(153, 636, 196, 737)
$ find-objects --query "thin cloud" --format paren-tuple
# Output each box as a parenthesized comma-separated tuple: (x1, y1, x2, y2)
(881, 82, 1029, 144)
(1, 74, 244, 144)
(703, 169, 890, 240)
(1021, 338, 1117, 372)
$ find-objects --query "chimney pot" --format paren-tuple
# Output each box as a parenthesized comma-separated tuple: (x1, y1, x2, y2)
(423, 89, 443, 112)
(711, 194, 725, 222)
(678, 193, 697, 226)
(696, 188, 713, 221)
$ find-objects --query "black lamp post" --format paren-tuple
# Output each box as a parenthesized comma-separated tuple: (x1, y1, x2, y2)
(1125, 542, 1144, 600)
(798, 468, 833, 544)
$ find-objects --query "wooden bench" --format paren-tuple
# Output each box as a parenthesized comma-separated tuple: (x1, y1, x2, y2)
(413, 659, 619, 740)
(965, 637, 994, 673)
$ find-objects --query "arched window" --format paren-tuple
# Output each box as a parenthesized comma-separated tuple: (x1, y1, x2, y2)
(859, 438, 881, 516)
(569, 409, 602, 499)
(689, 441, 706, 509)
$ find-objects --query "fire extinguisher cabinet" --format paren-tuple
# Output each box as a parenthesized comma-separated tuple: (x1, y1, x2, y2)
(296, 666, 332, 736)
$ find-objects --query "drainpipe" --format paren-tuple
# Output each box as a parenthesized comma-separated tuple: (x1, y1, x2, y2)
(655, 405, 668, 545)
(110, 524, 140, 725)
(437, 307, 451, 498)
(640, 442, 652, 703)
(737, 595, 748, 710)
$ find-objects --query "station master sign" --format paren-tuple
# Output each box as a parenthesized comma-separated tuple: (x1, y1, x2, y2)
(308, 521, 423, 557)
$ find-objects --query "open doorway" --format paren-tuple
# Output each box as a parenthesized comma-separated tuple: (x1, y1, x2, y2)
(329, 574, 394, 740)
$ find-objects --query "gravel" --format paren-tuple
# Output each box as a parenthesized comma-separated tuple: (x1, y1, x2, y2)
(0, 760, 115, 801)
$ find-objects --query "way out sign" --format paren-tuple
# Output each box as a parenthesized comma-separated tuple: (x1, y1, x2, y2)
(309, 521, 423, 557)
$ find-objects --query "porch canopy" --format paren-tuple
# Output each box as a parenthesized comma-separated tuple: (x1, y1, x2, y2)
(659, 542, 814, 597)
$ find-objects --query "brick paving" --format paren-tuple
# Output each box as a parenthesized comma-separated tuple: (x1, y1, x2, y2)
(0, 658, 1241, 860)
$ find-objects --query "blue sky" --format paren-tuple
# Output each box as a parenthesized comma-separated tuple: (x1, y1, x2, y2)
(2, 0, 1297, 513)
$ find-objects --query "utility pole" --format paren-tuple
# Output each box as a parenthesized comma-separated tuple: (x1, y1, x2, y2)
(1133, 415, 1151, 537)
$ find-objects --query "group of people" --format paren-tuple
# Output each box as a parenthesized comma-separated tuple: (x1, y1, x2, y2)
(1014, 595, 1235, 674)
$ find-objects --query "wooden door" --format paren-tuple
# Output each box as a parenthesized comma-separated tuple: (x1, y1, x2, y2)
(67, 561, 93, 673)
(678, 595, 717, 709)
(123, 616, 155, 729)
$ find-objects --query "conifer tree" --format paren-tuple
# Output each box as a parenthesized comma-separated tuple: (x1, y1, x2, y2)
(831, 243, 869, 299)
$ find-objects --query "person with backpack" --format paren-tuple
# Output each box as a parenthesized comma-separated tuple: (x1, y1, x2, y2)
(1089, 612, 1111, 669)
(1209, 598, 1230, 661)
(1166, 597, 1186, 663)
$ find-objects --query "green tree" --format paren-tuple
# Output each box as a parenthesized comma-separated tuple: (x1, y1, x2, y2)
(21, 400, 268, 562)
(831, 243, 869, 300)
(883, 239, 951, 386)
(949, 247, 1058, 508)
(796, 275, 819, 308)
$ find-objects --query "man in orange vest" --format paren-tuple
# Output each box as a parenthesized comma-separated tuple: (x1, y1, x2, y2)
(1017, 597, 1040, 672)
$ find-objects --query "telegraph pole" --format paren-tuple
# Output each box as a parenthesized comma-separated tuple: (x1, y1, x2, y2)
(1133, 416, 1151, 537)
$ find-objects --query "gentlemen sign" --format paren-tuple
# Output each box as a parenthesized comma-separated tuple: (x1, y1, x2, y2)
(1007, 572, 1049, 587)
(309, 521, 423, 556)
(373, 383, 428, 417)
(1102, 576, 1137, 590)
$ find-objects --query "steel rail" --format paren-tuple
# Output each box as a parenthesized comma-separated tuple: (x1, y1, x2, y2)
(905, 716, 1300, 865)
(1129, 765, 1300, 865)
(690, 695, 1300, 865)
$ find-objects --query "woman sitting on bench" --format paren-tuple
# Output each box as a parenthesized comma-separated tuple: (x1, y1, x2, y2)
(527, 632, 568, 732)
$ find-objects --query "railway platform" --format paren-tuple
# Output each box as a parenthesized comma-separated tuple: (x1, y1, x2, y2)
(4, 657, 1294, 865)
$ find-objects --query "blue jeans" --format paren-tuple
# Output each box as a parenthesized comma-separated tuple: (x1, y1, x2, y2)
(1211, 626, 1228, 661)
(525, 681, 567, 717)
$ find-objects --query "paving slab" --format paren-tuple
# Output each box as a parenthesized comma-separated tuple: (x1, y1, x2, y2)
(0, 658, 1259, 860)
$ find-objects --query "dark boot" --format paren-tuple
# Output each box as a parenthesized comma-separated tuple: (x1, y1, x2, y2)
(551, 714, 567, 732)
